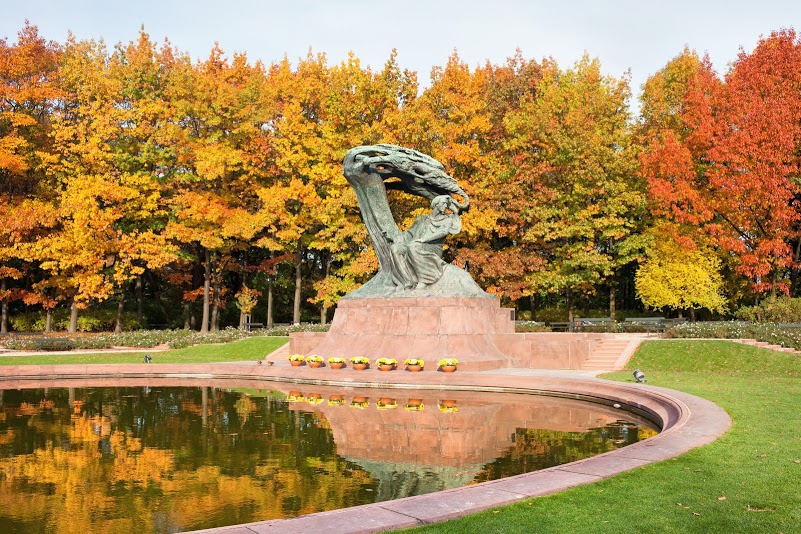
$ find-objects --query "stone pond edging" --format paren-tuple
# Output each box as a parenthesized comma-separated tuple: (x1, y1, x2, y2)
(0, 363, 731, 534)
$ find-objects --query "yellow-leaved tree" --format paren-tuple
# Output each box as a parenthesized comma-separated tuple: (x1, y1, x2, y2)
(635, 237, 727, 319)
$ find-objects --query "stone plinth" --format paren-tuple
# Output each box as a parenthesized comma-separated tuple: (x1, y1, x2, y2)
(492, 333, 593, 369)
(292, 296, 515, 370)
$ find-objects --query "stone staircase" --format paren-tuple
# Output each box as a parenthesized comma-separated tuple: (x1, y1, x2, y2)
(264, 342, 291, 362)
(737, 339, 799, 353)
(582, 337, 643, 371)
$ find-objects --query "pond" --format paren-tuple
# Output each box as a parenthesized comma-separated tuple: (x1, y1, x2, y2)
(0, 385, 658, 533)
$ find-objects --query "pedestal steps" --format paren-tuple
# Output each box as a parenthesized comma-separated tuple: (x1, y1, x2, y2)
(582, 338, 642, 371)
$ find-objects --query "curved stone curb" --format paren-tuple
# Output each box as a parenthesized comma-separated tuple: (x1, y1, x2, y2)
(0, 364, 731, 534)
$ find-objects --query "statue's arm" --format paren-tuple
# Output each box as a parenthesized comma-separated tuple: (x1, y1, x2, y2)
(449, 215, 462, 235)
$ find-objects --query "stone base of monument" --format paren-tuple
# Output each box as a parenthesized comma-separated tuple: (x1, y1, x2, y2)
(291, 296, 516, 371)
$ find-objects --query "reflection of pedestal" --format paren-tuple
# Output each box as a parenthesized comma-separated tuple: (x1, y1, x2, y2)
(293, 297, 515, 370)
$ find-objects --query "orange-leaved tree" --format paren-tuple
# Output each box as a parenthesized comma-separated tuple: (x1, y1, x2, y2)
(0, 23, 61, 333)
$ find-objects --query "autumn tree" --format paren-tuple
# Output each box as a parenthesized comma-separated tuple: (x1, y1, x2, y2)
(504, 56, 644, 326)
(0, 23, 61, 333)
(34, 33, 179, 332)
(307, 52, 417, 318)
(707, 30, 801, 295)
(642, 32, 801, 298)
(166, 44, 268, 332)
(635, 234, 727, 319)
(454, 52, 544, 305)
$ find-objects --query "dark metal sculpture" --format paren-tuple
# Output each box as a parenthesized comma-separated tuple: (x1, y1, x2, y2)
(342, 144, 486, 298)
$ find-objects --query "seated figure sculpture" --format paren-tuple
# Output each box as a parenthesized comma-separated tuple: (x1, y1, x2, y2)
(384, 195, 462, 290)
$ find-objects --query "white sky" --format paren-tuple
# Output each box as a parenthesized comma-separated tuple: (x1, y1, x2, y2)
(3, 0, 800, 111)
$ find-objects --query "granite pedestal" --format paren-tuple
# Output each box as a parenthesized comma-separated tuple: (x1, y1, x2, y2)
(291, 296, 516, 371)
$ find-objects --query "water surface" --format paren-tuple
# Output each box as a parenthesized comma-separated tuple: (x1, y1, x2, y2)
(0, 385, 657, 533)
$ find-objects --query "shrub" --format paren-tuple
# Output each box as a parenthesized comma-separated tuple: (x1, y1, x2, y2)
(514, 321, 550, 332)
(4, 337, 76, 351)
(664, 321, 801, 350)
(735, 297, 801, 324)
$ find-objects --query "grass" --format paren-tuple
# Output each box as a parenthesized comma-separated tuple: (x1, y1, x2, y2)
(0, 336, 288, 365)
(402, 340, 801, 533)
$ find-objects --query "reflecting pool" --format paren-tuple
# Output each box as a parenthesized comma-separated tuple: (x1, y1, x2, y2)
(0, 385, 658, 533)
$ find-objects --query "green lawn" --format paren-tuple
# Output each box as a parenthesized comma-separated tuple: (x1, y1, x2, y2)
(403, 340, 801, 533)
(0, 336, 288, 365)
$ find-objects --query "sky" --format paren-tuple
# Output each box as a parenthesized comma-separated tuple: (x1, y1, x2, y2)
(3, 0, 800, 110)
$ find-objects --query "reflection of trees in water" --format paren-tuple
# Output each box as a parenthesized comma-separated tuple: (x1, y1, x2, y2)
(474, 422, 658, 483)
(0, 387, 375, 533)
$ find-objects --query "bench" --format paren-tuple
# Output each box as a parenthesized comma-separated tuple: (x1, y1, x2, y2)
(547, 322, 570, 332)
(573, 318, 612, 331)
(244, 322, 264, 332)
(623, 317, 667, 333)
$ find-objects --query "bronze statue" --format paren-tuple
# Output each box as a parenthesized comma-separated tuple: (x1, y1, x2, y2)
(342, 144, 486, 298)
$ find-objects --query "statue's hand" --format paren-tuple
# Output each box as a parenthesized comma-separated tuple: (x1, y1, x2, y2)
(382, 230, 394, 243)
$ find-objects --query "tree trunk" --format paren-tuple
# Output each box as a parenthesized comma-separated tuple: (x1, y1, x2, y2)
(293, 244, 302, 325)
(566, 287, 574, 332)
(239, 252, 249, 329)
(68, 301, 78, 333)
(690, 307, 697, 321)
(793, 239, 801, 297)
(266, 274, 274, 329)
(114, 293, 125, 334)
(45, 309, 52, 333)
(146, 271, 169, 327)
(183, 302, 191, 330)
(211, 264, 221, 333)
(0, 278, 7, 334)
(529, 294, 537, 321)
(609, 280, 616, 333)
(321, 253, 331, 326)
(201, 249, 211, 333)
(135, 275, 143, 328)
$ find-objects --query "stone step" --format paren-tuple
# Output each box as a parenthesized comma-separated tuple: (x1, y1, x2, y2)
(737, 339, 798, 353)
(265, 343, 290, 361)
(581, 338, 643, 371)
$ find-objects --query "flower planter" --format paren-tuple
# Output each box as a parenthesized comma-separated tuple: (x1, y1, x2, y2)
(290, 360, 304, 367)
(378, 364, 395, 372)
(352, 396, 368, 403)
(307, 393, 322, 400)
(308, 361, 323, 368)
(329, 395, 344, 402)
(352, 363, 368, 371)
(439, 399, 458, 407)
(378, 397, 395, 405)
(405, 364, 422, 372)
(329, 362, 345, 370)
(289, 391, 302, 397)
(440, 365, 457, 373)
